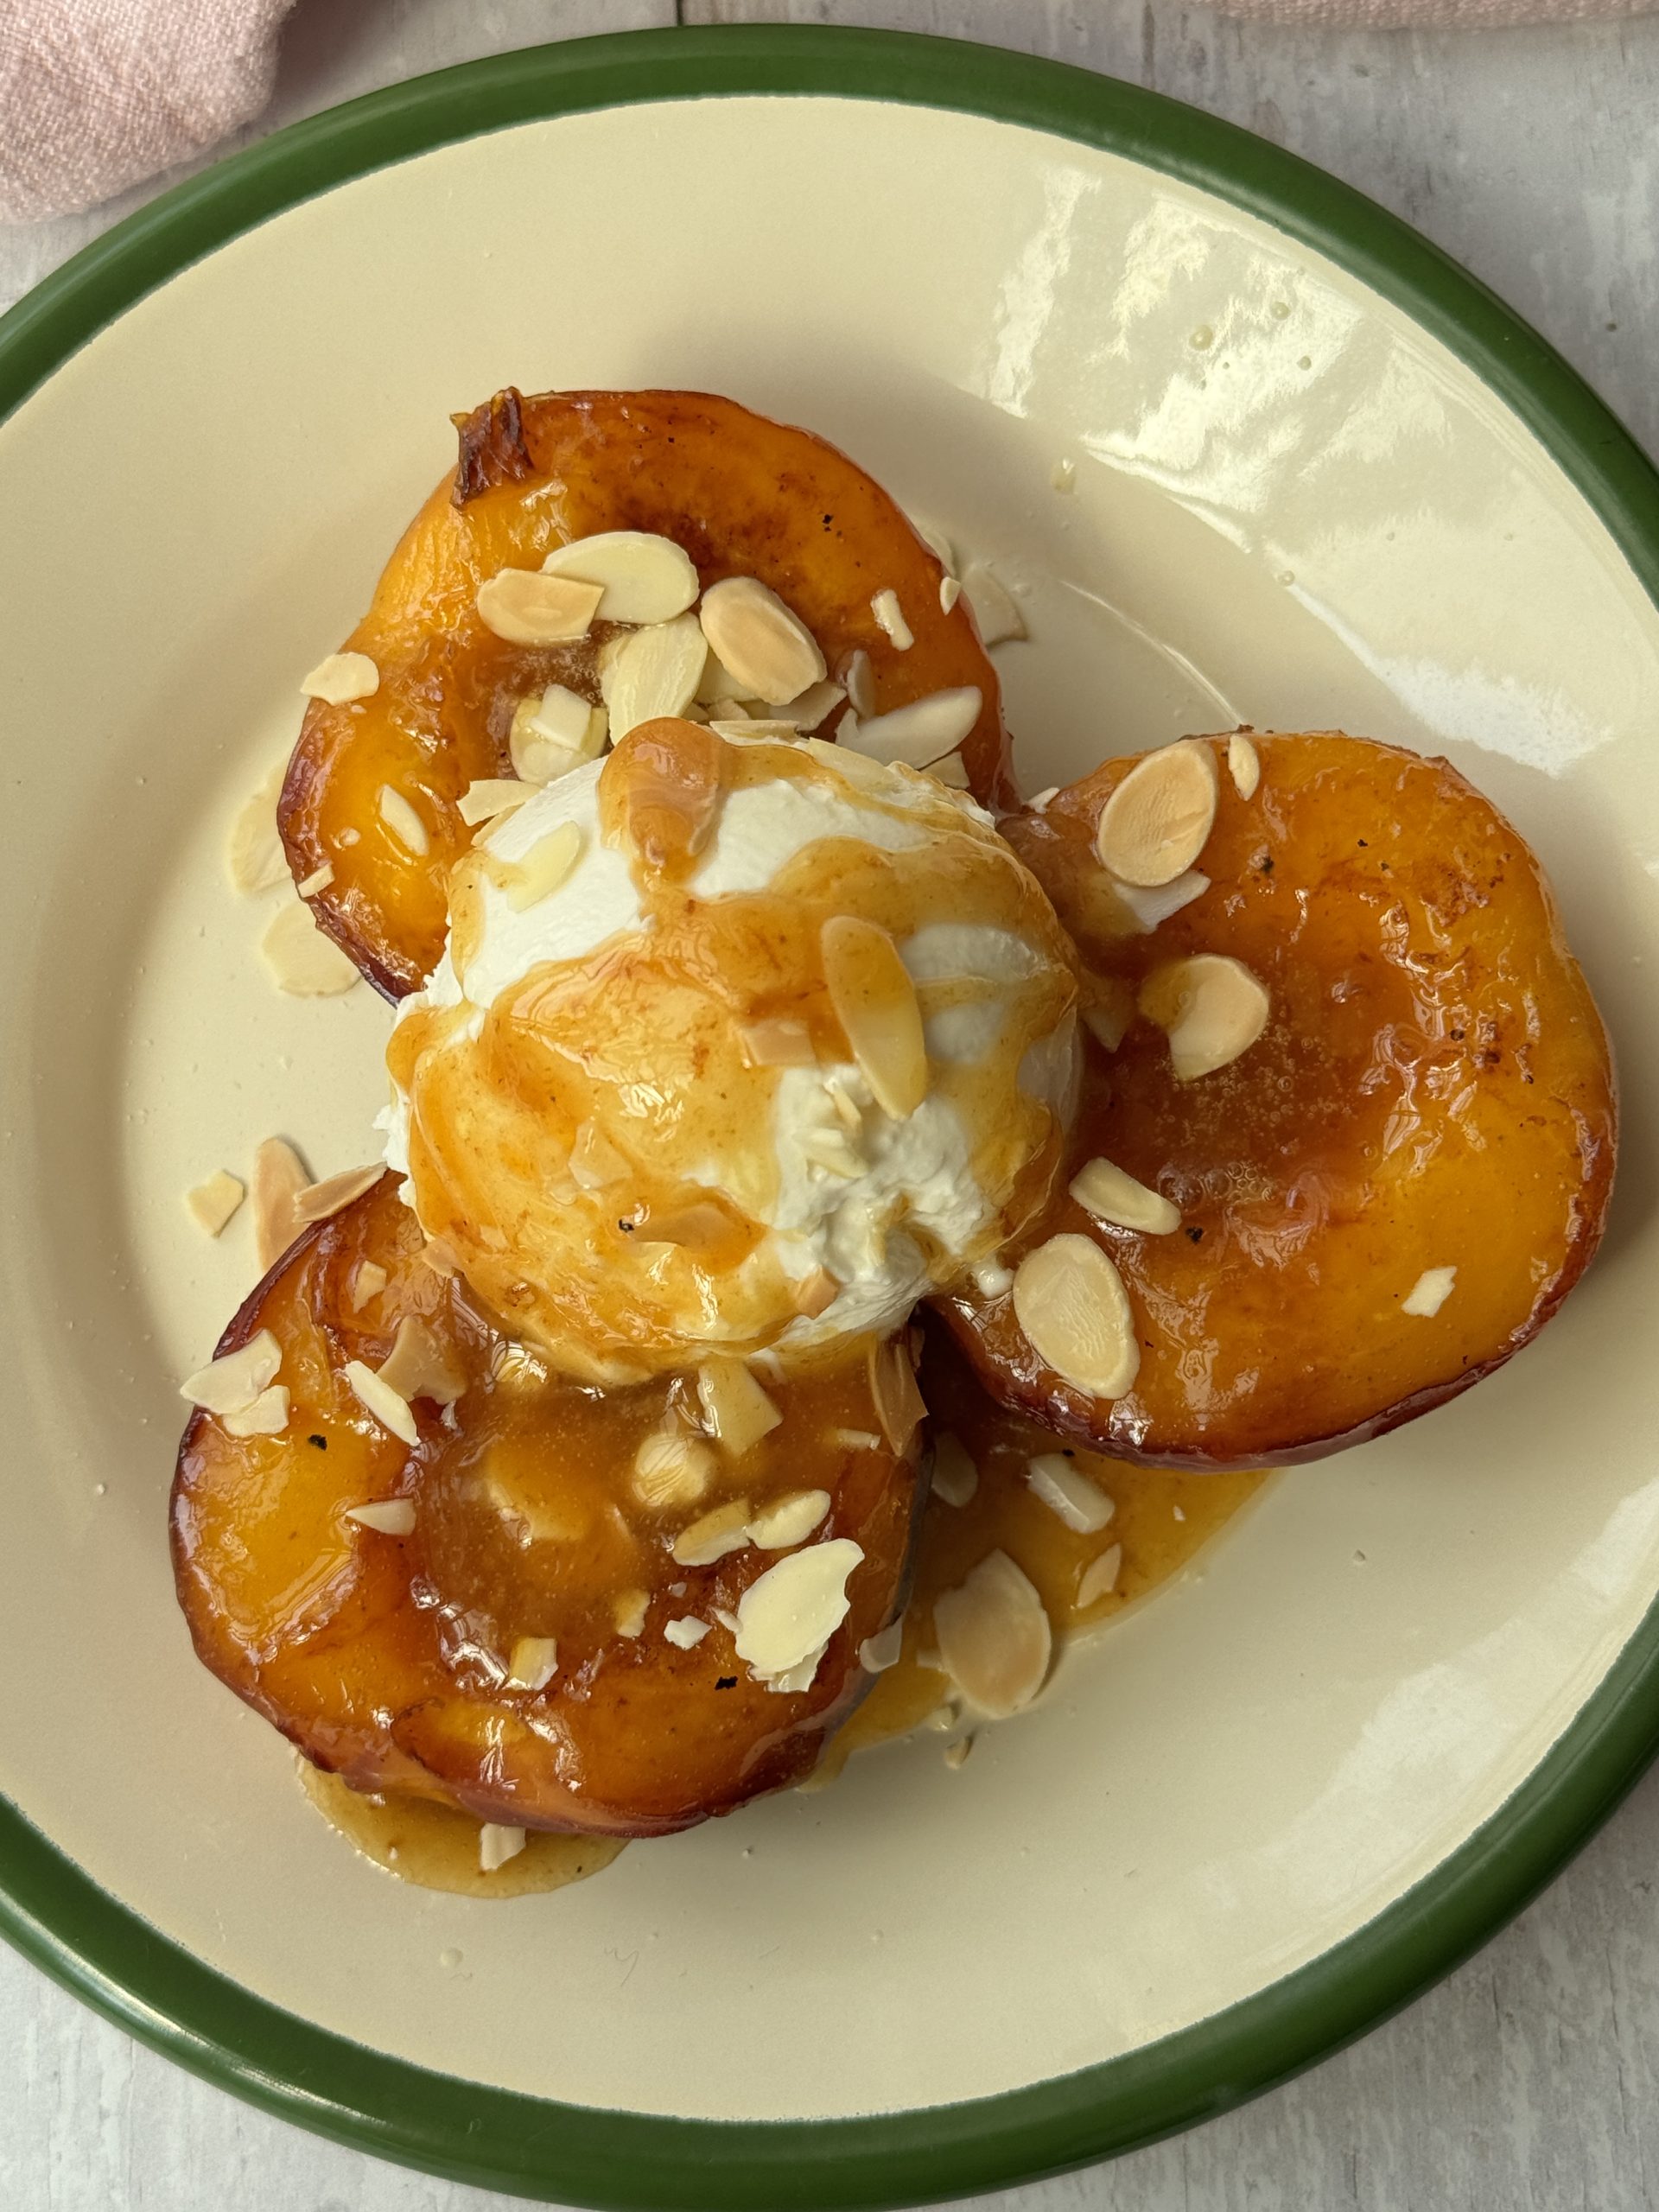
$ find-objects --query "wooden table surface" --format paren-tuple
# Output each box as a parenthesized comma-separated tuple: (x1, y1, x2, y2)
(4, 3, 1658, 2207)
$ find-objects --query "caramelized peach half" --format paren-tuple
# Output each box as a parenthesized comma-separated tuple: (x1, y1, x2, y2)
(171, 1177, 924, 1836)
(939, 733, 1616, 1467)
(279, 388, 1013, 997)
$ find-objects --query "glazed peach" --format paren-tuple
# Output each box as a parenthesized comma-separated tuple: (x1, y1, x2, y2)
(938, 733, 1617, 1467)
(171, 1177, 923, 1836)
(279, 388, 1013, 997)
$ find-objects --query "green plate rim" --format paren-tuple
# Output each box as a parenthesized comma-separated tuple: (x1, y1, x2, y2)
(4, 23, 1659, 2209)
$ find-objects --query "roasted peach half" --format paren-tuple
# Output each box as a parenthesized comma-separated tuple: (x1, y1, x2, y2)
(939, 732, 1616, 1468)
(279, 388, 1013, 998)
(172, 1176, 924, 1836)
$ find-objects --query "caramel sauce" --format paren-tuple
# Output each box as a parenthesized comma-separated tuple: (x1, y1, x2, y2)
(298, 1763, 625, 1898)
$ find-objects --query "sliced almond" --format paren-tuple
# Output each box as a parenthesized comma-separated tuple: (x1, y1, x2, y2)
(1069, 1156, 1180, 1236)
(930, 750, 971, 790)
(344, 1497, 416, 1536)
(698, 577, 825, 705)
(479, 1822, 527, 1872)
(931, 1433, 979, 1508)
(348, 1260, 388, 1313)
(829, 1427, 880, 1451)
(840, 687, 981, 772)
(1228, 732, 1261, 799)
(910, 516, 955, 570)
(251, 1137, 311, 1269)
(1090, 869, 1211, 939)
(791, 1265, 840, 1319)
(940, 576, 961, 613)
(601, 613, 707, 741)
(842, 648, 876, 718)
(747, 1490, 830, 1550)
(293, 1164, 382, 1225)
(664, 1616, 710, 1649)
(1402, 1265, 1457, 1318)
(962, 563, 1027, 645)
(1080, 973, 1137, 1052)
(260, 901, 359, 998)
(871, 588, 913, 650)
(569, 1120, 629, 1190)
(759, 678, 844, 732)
(301, 651, 378, 705)
(457, 779, 532, 827)
(738, 1016, 817, 1068)
(1139, 954, 1269, 1081)
(505, 1635, 559, 1691)
(540, 530, 699, 624)
(696, 645, 758, 707)
(1077, 1543, 1123, 1607)
(377, 1316, 466, 1407)
(179, 1329, 281, 1416)
(1026, 1452, 1116, 1534)
(1095, 741, 1219, 887)
(859, 1618, 905, 1673)
(494, 821, 584, 913)
(933, 1551, 1052, 1719)
(672, 1497, 753, 1567)
(943, 1735, 976, 1770)
(633, 1430, 715, 1511)
(869, 1337, 925, 1453)
(798, 1127, 865, 1179)
(1011, 1234, 1141, 1400)
(510, 683, 607, 785)
(476, 568, 602, 645)
(226, 769, 289, 893)
(696, 1361, 782, 1458)
(343, 1359, 419, 1446)
(822, 915, 927, 1121)
(296, 862, 334, 899)
(222, 1383, 289, 1439)
(734, 1538, 862, 1684)
(613, 1588, 649, 1637)
(185, 1169, 245, 1237)
(378, 785, 429, 857)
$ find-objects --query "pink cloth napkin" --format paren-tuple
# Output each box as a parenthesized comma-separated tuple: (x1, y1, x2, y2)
(1, 0, 1654, 226)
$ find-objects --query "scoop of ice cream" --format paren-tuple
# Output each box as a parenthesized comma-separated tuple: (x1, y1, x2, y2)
(384, 722, 1078, 1382)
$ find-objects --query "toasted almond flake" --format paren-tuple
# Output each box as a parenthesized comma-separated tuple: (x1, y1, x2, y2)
(758, 678, 844, 733)
(840, 687, 981, 772)
(1026, 1453, 1116, 1534)
(348, 1260, 389, 1313)
(962, 563, 1027, 645)
(698, 576, 826, 705)
(296, 862, 334, 899)
(734, 1538, 862, 1684)
(496, 820, 584, 912)
(185, 1169, 244, 1237)
(1080, 973, 1137, 1052)
(672, 1498, 753, 1567)
(293, 1164, 382, 1225)
(971, 1258, 1014, 1299)
(633, 1430, 715, 1511)
(222, 1383, 289, 1439)
(664, 1616, 710, 1649)
(931, 1433, 979, 1508)
(869, 1337, 925, 1452)
(696, 645, 758, 706)
(541, 530, 699, 623)
(344, 1497, 416, 1535)
(613, 1587, 649, 1637)
(1096, 868, 1212, 938)
(1402, 1265, 1457, 1318)
(1228, 732, 1261, 799)
(1139, 953, 1270, 1080)
(377, 1316, 466, 1407)
(747, 1490, 830, 1550)
(226, 769, 289, 893)
(1095, 741, 1219, 887)
(829, 1427, 881, 1451)
(798, 1127, 865, 1179)
(1027, 785, 1060, 810)
(569, 1119, 629, 1190)
(479, 1822, 527, 1873)
(1069, 1156, 1181, 1236)
(871, 588, 913, 650)
(180, 1329, 281, 1415)
(251, 1136, 311, 1268)
(301, 651, 378, 705)
(505, 1635, 560, 1690)
(940, 575, 962, 613)
(696, 1361, 782, 1458)
(259, 900, 360, 998)
(859, 1618, 905, 1672)
(1077, 1543, 1123, 1606)
(738, 1016, 817, 1068)
(791, 1265, 840, 1319)
(601, 613, 707, 740)
(509, 683, 607, 785)
(709, 716, 798, 742)
(933, 1550, 1052, 1719)
(378, 785, 429, 857)
(910, 516, 956, 570)
(457, 779, 532, 826)
(842, 648, 876, 718)
(930, 750, 971, 790)
(822, 915, 927, 1120)
(344, 1358, 418, 1446)
(1012, 1234, 1141, 1400)
(476, 567, 602, 645)
(943, 1735, 976, 1770)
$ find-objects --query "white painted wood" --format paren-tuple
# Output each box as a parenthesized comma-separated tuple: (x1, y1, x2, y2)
(3, 1, 1659, 2205)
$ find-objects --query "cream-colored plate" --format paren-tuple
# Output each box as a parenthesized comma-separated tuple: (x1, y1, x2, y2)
(2, 64, 1656, 2154)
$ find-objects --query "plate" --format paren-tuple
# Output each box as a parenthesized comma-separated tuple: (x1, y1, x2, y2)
(3, 26, 1658, 2209)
